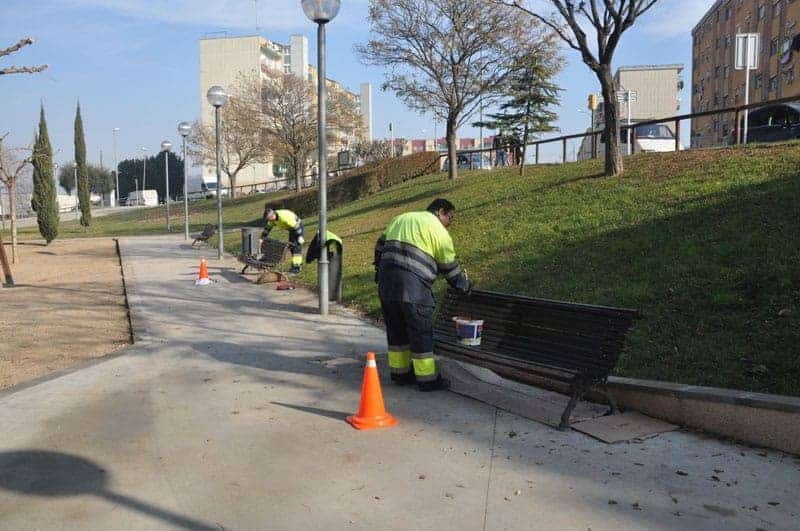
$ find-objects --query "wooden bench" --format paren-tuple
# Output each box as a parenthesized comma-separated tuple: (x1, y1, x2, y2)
(191, 224, 216, 247)
(434, 287, 640, 429)
(238, 238, 289, 281)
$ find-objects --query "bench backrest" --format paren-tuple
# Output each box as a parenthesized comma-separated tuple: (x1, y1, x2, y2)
(201, 224, 216, 238)
(434, 288, 639, 381)
(259, 238, 288, 266)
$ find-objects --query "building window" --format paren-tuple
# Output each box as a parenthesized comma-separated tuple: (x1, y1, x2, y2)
(724, 65, 731, 78)
(725, 7, 731, 20)
(787, 68, 796, 85)
(769, 75, 778, 92)
(758, 4, 766, 19)
(773, 0, 782, 17)
(725, 35, 732, 48)
(755, 73, 764, 88)
(771, 38, 779, 56)
(715, 65, 721, 78)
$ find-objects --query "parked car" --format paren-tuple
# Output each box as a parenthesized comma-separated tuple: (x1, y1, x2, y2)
(441, 152, 491, 171)
(201, 181, 229, 198)
(733, 102, 800, 144)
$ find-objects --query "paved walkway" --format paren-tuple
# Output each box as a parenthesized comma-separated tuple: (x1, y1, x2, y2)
(0, 236, 797, 530)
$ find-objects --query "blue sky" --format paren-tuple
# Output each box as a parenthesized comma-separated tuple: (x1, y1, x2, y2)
(1, 0, 716, 168)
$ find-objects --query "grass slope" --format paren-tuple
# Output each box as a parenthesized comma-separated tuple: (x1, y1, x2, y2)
(8, 144, 799, 395)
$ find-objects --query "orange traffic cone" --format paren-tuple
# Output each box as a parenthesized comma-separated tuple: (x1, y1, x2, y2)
(347, 352, 398, 430)
(195, 256, 212, 285)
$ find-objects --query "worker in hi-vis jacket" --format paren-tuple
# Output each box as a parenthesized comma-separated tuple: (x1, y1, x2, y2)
(374, 198, 472, 391)
(261, 207, 304, 275)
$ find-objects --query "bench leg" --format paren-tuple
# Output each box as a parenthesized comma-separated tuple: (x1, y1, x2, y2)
(559, 385, 588, 430)
(602, 383, 620, 416)
(241, 264, 248, 274)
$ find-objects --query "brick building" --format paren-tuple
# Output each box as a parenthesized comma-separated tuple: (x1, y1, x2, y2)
(691, 0, 800, 147)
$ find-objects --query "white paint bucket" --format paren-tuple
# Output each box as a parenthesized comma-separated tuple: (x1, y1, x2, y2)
(455, 318, 484, 346)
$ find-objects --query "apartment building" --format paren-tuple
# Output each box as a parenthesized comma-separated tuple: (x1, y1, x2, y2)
(691, 0, 800, 147)
(199, 34, 372, 187)
(577, 64, 684, 159)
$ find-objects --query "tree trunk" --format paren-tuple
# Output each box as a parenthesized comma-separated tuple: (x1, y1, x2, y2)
(446, 114, 458, 180)
(8, 186, 17, 263)
(228, 172, 237, 199)
(598, 68, 623, 176)
(519, 106, 530, 177)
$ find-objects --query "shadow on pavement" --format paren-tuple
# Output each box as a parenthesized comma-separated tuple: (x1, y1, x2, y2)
(0, 450, 220, 530)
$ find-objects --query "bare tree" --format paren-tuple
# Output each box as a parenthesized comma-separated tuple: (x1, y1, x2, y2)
(192, 74, 270, 199)
(0, 37, 48, 76)
(261, 71, 318, 191)
(0, 137, 33, 263)
(261, 70, 365, 191)
(496, 0, 659, 176)
(356, 0, 558, 179)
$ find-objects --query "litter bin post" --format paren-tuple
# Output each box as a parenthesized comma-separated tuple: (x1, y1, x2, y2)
(241, 227, 262, 257)
(327, 240, 343, 303)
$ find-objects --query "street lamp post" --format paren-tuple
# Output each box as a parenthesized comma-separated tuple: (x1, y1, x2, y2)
(134, 177, 139, 208)
(73, 163, 79, 220)
(207, 85, 228, 260)
(112, 127, 120, 206)
(161, 140, 173, 232)
(140, 147, 149, 201)
(178, 122, 192, 240)
(302, 0, 341, 316)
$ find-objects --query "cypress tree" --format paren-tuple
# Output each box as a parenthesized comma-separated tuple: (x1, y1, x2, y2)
(74, 102, 91, 227)
(32, 105, 59, 243)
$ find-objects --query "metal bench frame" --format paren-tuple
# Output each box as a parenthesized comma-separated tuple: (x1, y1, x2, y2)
(434, 287, 639, 428)
(191, 224, 216, 247)
(238, 238, 289, 279)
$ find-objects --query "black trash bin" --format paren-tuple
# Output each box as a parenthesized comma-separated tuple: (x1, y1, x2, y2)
(241, 227, 262, 257)
(305, 232, 343, 303)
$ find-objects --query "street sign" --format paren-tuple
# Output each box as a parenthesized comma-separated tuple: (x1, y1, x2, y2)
(735, 33, 759, 70)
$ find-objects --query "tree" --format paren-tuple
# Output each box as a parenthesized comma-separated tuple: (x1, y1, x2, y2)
(356, 0, 559, 180)
(261, 70, 365, 191)
(88, 164, 114, 196)
(31, 105, 59, 243)
(74, 103, 91, 226)
(0, 37, 47, 76)
(474, 55, 561, 175)
(192, 74, 270, 199)
(115, 154, 184, 204)
(351, 139, 394, 165)
(496, 0, 660, 176)
(0, 137, 33, 262)
(58, 162, 75, 195)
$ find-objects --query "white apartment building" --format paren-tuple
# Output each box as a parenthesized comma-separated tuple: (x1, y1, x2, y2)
(577, 64, 685, 159)
(199, 34, 372, 188)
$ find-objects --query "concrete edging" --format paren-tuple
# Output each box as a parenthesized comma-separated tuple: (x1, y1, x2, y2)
(453, 363, 800, 455)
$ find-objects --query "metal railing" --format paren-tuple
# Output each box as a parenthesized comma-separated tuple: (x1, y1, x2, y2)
(437, 94, 800, 168)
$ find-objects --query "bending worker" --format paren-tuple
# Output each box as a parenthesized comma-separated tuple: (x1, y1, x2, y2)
(374, 198, 472, 391)
(261, 207, 304, 275)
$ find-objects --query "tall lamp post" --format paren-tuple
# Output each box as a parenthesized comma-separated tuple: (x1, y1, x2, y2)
(112, 127, 120, 206)
(178, 122, 192, 240)
(73, 163, 79, 220)
(140, 147, 149, 200)
(207, 85, 228, 260)
(161, 140, 173, 232)
(302, 0, 341, 316)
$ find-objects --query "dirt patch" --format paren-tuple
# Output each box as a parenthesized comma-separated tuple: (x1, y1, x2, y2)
(0, 239, 130, 390)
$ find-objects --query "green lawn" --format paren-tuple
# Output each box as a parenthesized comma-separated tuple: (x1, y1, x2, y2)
(8, 143, 800, 395)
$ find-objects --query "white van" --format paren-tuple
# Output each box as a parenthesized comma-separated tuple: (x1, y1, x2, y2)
(126, 189, 159, 207)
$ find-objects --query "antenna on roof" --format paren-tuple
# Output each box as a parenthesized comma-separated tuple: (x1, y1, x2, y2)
(254, 0, 260, 34)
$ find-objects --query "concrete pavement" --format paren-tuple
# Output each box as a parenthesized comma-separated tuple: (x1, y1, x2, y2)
(0, 235, 797, 530)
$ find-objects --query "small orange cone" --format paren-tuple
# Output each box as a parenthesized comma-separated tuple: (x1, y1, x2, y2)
(347, 352, 398, 430)
(195, 256, 212, 285)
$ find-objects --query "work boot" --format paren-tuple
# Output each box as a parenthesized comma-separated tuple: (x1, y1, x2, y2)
(417, 375, 450, 392)
(288, 265, 301, 275)
(390, 372, 416, 386)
